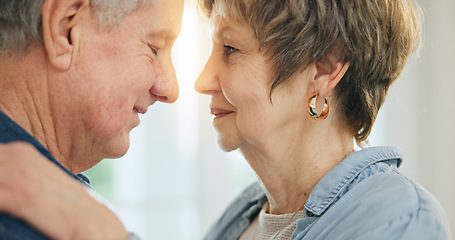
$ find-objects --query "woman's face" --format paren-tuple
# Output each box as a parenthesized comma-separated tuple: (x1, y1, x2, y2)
(195, 18, 313, 152)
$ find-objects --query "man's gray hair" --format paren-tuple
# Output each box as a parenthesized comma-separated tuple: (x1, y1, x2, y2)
(0, 0, 150, 55)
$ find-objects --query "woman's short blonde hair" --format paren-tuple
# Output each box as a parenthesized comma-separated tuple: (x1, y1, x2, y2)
(199, 0, 422, 146)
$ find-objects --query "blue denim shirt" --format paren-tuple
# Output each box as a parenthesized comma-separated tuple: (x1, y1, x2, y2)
(205, 147, 451, 240)
(0, 111, 91, 240)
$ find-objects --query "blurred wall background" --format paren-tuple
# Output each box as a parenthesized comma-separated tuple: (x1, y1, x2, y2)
(85, 0, 455, 238)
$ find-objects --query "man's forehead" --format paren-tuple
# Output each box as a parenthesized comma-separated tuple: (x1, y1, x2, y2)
(139, 0, 183, 40)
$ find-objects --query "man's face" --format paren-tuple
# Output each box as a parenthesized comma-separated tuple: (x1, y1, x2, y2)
(48, 0, 183, 168)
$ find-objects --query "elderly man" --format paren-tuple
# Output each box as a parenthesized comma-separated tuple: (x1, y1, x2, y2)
(0, 0, 183, 239)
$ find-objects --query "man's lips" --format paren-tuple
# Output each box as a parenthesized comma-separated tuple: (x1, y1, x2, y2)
(210, 108, 234, 118)
(133, 107, 147, 114)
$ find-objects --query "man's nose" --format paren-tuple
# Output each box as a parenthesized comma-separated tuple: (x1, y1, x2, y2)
(151, 59, 179, 103)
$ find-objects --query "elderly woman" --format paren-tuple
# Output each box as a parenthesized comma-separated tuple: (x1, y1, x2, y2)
(194, 0, 450, 239)
(0, 0, 451, 239)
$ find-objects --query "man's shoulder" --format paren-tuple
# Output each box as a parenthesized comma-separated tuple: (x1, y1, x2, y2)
(0, 214, 49, 240)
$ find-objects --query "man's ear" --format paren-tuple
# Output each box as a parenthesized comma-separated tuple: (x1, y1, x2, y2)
(313, 55, 350, 98)
(42, 0, 88, 71)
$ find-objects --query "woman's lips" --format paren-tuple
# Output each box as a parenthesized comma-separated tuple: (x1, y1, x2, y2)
(211, 108, 234, 119)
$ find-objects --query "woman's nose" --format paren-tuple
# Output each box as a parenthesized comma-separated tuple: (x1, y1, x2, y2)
(194, 55, 220, 96)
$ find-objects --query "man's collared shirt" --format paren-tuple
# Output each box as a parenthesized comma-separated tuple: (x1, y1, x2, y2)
(0, 110, 90, 240)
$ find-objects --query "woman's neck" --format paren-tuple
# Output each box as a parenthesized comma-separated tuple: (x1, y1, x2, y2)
(240, 124, 354, 214)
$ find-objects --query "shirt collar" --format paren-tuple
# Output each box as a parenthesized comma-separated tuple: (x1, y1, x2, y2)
(241, 180, 267, 202)
(0, 110, 91, 187)
(304, 146, 403, 216)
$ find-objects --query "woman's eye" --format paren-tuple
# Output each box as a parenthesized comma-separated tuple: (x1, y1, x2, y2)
(223, 45, 237, 56)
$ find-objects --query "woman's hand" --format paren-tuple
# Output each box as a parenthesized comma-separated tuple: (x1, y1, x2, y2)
(0, 142, 130, 240)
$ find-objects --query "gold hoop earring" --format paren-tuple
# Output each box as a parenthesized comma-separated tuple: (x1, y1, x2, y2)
(308, 92, 329, 120)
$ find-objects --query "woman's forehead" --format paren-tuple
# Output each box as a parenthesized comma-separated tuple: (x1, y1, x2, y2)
(209, 17, 255, 43)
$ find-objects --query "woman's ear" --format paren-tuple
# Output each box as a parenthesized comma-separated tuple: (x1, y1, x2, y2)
(42, 0, 88, 71)
(313, 55, 350, 98)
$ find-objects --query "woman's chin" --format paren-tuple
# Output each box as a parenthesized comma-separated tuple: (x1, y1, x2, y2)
(217, 135, 241, 152)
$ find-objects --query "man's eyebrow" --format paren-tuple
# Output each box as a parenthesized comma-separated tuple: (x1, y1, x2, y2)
(148, 28, 181, 42)
(147, 29, 167, 39)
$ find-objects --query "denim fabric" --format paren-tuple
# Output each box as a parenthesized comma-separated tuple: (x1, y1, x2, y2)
(0, 111, 91, 240)
(204, 146, 451, 240)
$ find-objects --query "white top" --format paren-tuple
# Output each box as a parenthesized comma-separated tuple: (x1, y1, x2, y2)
(239, 207, 304, 240)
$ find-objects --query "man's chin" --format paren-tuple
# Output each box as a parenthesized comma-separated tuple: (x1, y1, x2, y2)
(104, 139, 131, 159)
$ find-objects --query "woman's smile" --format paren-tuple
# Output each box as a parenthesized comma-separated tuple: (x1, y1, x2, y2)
(210, 108, 234, 119)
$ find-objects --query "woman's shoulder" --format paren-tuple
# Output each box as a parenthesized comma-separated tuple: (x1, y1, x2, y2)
(296, 147, 451, 239)
(294, 171, 451, 240)
(338, 149, 448, 227)
(354, 170, 444, 215)
(344, 171, 450, 239)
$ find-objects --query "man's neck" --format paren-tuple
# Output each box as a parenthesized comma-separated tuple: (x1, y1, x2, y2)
(0, 49, 67, 170)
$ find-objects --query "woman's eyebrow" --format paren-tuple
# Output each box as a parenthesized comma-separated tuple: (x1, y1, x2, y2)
(213, 25, 235, 42)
